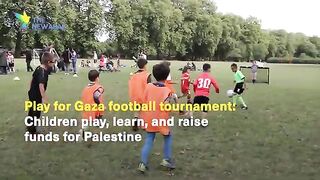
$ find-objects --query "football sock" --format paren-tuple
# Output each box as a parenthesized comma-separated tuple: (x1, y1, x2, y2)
(232, 94, 238, 105)
(238, 96, 247, 107)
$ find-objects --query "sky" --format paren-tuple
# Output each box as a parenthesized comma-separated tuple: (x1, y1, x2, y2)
(214, 0, 319, 36)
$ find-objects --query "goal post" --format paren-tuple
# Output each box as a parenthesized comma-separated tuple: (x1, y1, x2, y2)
(240, 66, 270, 84)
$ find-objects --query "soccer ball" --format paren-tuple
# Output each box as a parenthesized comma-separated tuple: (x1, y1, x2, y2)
(73, 74, 78, 78)
(227, 90, 234, 98)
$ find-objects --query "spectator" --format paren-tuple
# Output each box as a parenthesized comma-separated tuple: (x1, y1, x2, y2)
(99, 54, 105, 71)
(93, 51, 98, 63)
(106, 57, 114, 72)
(117, 54, 121, 69)
(0, 51, 8, 74)
(139, 50, 147, 60)
(7, 51, 14, 73)
(26, 48, 33, 72)
(71, 49, 77, 74)
(191, 62, 196, 71)
(57, 52, 65, 71)
(63, 48, 71, 75)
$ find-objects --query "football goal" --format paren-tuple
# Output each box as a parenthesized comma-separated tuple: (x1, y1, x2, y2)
(240, 66, 270, 84)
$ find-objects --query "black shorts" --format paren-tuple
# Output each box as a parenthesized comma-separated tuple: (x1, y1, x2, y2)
(193, 96, 210, 112)
(27, 92, 42, 134)
(234, 82, 244, 95)
(9, 63, 14, 67)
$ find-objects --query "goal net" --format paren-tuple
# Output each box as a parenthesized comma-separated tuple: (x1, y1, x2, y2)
(240, 66, 270, 84)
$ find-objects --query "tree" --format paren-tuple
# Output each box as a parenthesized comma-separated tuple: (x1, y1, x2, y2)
(309, 36, 320, 57)
(215, 14, 243, 60)
(1, 0, 320, 60)
(295, 41, 318, 58)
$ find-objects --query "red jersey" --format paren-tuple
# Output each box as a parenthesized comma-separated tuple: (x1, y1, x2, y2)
(100, 56, 105, 67)
(181, 72, 190, 93)
(193, 72, 219, 97)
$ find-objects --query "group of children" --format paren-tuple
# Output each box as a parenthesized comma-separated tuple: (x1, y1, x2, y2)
(127, 59, 248, 173)
(99, 54, 121, 72)
(27, 54, 248, 174)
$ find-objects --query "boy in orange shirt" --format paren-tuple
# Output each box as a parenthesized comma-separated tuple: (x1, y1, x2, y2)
(128, 58, 151, 131)
(138, 63, 175, 173)
(79, 70, 105, 140)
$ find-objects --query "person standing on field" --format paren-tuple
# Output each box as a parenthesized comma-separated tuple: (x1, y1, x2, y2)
(27, 52, 55, 134)
(0, 51, 8, 74)
(71, 49, 77, 75)
(26, 48, 33, 72)
(93, 51, 98, 64)
(7, 51, 15, 73)
(251, 60, 258, 84)
(139, 50, 147, 60)
(63, 48, 71, 75)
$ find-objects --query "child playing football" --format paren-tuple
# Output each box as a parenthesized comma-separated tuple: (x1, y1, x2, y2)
(138, 63, 175, 173)
(180, 66, 192, 102)
(79, 70, 105, 139)
(231, 63, 248, 110)
(179, 66, 193, 116)
(27, 52, 55, 134)
(128, 58, 151, 131)
(193, 63, 220, 119)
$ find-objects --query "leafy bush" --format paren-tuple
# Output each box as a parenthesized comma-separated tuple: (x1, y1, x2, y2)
(267, 57, 320, 64)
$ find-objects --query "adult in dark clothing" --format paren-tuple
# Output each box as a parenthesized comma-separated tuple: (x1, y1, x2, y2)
(0, 51, 8, 74)
(192, 62, 196, 71)
(57, 54, 65, 71)
(27, 52, 55, 134)
(70, 49, 77, 74)
(26, 49, 33, 72)
(62, 48, 71, 73)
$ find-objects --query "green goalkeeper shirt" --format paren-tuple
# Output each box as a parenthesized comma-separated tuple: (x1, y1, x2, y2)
(234, 70, 245, 83)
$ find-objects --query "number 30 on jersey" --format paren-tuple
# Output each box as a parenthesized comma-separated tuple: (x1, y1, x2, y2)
(197, 78, 211, 88)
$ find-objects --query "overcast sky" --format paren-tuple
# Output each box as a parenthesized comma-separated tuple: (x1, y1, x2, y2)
(214, 0, 319, 36)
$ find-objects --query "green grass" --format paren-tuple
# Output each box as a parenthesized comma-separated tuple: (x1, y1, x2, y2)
(0, 60, 319, 180)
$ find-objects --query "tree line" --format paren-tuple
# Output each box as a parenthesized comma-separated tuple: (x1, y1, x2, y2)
(1, 0, 320, 62)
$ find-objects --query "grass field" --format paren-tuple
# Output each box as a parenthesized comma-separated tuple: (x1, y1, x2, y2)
(0, 59, 319, 180)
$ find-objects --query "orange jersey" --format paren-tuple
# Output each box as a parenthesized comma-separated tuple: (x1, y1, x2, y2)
(165, 80, 176, 93)
(81, 83, 104, 120)
(128, 70, 150, 103)
(140, 83, 172, 135)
